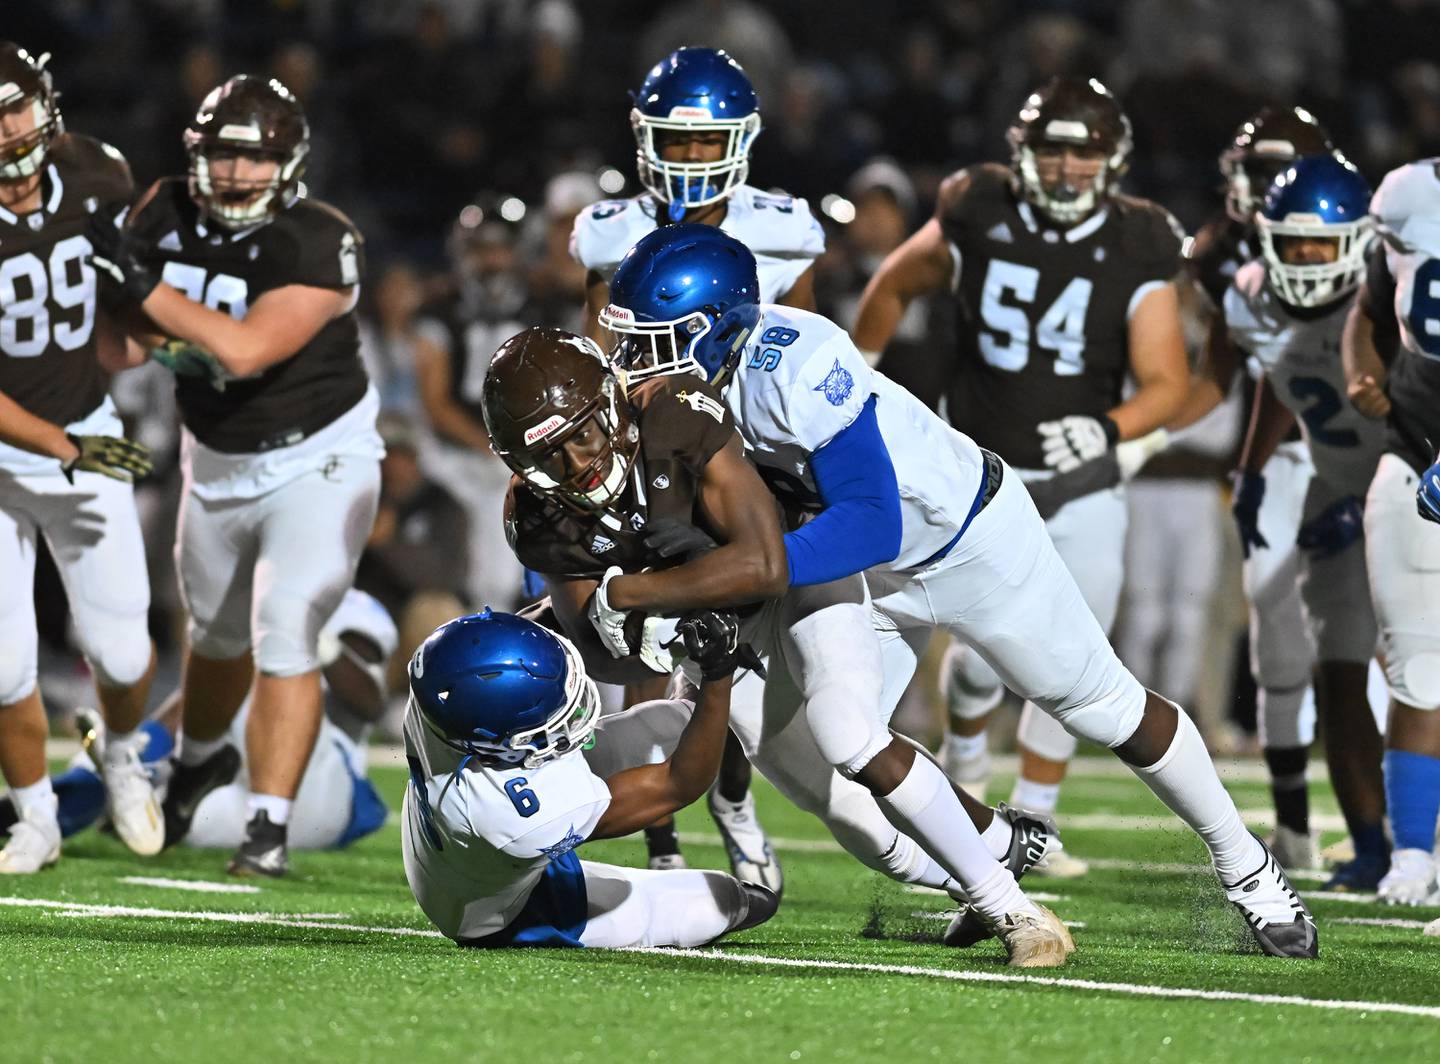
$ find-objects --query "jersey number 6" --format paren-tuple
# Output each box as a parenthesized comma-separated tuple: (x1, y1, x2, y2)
(504, 777, 541, 818)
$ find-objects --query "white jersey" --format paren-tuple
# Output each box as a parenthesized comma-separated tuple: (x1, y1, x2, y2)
(1372, 158, 1440, 361)
(723, 305, 987, 569)
(1224, 262, 1386, 498)
(401, 705, 611, 941)
(570, 185, 825, 303)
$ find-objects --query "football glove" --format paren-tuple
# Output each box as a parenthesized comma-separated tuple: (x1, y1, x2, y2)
(1037, 415, 1120, 473)
(636, 615, 685, 674)
(86, 209, 160, 307)
(61, 433, 153, 484)
(1297, 495, 1364, 559)
(587, 566, 631, 659)
(1418, 456, 1440, 526)
(1231, 469, 1268, 559)
(150, 339, 225, 383)
(643, 518, 718, 562)
(671, 609, 765, 682)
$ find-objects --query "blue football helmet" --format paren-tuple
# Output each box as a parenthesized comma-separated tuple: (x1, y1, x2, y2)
(1255, 153, 1373, 308)
(631, 47, 762, 220)
(600, 223, 761, 386)
(408, 609, 600, 769)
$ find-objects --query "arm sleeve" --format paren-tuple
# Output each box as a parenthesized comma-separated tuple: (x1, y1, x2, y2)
(782, 395, 903, 585)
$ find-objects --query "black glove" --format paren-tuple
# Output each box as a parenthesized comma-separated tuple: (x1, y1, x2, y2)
(61, 433, 154, 483)
(87, 209, 160, 308)
(672, 610, 766, 681)
(643, 518, 718, 562)
(1230, 470, 1268, 560)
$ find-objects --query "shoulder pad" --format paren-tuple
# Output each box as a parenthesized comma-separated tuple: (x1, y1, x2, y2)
(1372, 160, 1440, 234)
(49, 132, 133, 200)
(1112, 194, 1185, 270)
(571, 195, 656, 272)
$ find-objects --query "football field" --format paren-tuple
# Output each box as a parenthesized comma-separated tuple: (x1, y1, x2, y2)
(3, 754, 1436, 1064)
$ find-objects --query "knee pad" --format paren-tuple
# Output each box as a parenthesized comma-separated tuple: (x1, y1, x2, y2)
(1017, 702, 1079, 762)
(254, 586, 337, 676)
(1392, 650, 1440, 711)
(1050, 668, 1147, 750)
(188, 619, 251, 663)
(786, 602, 890, 776)
(0, 645, 37, 706)
(85, 626, 152, 689)
(940, 640, 1004, 721)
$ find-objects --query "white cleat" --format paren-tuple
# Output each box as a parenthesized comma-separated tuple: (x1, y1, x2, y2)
(1424, 918, 1440, 938)
(991, 904, 1074, 968)
(0, 795, 61, 874)
(1377, 848, 1440, 906)
(1030, 833, 1089, 879)
(1268, 824, 1320, 872)
(79, 709, 164, 857)
(1223, 837, 1318, 958)
(647, 853, 689, 871)
(707, 787, 783, 895)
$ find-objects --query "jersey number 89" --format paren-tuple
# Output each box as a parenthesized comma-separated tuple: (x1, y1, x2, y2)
(0, 238, 96, 358)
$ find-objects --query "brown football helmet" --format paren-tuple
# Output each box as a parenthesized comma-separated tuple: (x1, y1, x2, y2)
(482, 326, 639, 512)
(0, 42, 61, 182)
(1007, 77, 1132, 225)
(184, 74, 309, 229)
(1220, 106, 1334, 224)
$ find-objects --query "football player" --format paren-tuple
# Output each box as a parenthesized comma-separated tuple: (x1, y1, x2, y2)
(570, 47, 823, 885)
(1342, 158, 1440, 905)
(0, 42, 164, 872)
(402, 607, 781, 949)
(6, 588, 395, 852)
(91, 75, 383, 877)
(851, 78, 1190, 875)
(484, 326, 1072, 967)
(600, 222, 1318, 957)
(1219, 155, 1389, 886)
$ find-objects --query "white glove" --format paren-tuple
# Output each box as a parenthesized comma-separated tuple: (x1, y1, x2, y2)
(637, 615, 685, 674)
(1037, 415, 1117, 473)
(587, 566, 631, 659)
(1114, 427, 1170, 481)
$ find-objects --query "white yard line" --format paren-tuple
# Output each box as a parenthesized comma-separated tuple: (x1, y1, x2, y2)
(625, 947, 1440, 1018)
(904, 885, 1068, 902)
(907, 910, 1087, 929)
(118, 876, 260, 895)
(1333, 917, 1432, 930)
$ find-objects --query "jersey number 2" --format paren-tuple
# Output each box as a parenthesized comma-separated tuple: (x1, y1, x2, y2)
(978, 259, 1092, 375)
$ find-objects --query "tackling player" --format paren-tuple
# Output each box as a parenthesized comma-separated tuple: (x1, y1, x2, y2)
(1342, 157, 1440, 905)
(91, 75, 383, 877)
(599, 222, 1318, 957)
(851, 78, 1190, 875)
(0, 42, 164, 872)
(570, 46, 824, 886)
(402, 607, 782, 949)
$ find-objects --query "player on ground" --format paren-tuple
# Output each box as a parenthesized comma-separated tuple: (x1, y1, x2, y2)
(6, 589, 394, 851)
(851, 77, 1190, 876)
(0, 42, 164, 872)
(485, 326, 1072, 967)
(90, 75, 382, 877)
(570, 46, 823, 886)
(1219, 155, 1389, 884)
(402, 606, 782, 948)
(1342, 158, 1440, 905)
(600, 222, 1318, 957)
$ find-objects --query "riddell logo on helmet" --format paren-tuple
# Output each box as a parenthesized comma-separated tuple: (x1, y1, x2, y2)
(603, 305, 634, 324)
(218, 123, 263, 143)
(667, 106, 713, 120)
(524, 414, 567, 445)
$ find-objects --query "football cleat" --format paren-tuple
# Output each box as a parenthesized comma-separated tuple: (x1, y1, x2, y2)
(944, 803, 1051, 948)
(1267, 824, 1319, 872)
(707, 786, 783, 895)
(648, 853, 688, 871)
(730, 882, 781, 935)
(1376, 848, 1440, 906)
(1322, 852, 1389, 893)
(0, 794, 60, 874)
(1425, 917, 1440, 938)
(161, 744, 241, 849)
(1223, 836, 1319, 958)
(227, 811, 289, 877)
(79, 709, 164, 857)
(992, 904, 1074, 968)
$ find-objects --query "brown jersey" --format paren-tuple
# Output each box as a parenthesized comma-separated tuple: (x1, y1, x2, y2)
(505, 376, 736, 580)
(1187, 210, 1256, 309)
(0, 134, 132, 426)
(129, 177, 368, 453)
(937, 163, 1184, 468)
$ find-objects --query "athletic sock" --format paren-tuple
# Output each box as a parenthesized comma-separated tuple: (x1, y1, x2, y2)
(1009, 777, 1061, 816)
(878, 831, 964, 899)
(11, 777, 57, 822)
(942, 730, 988, 763)
(644, 820, 682, 859)
(178, 732, 227, 768)
(246, 793, 292, 827)
(979, 812, 1012, 861)
(1383, 749, 1440, 852)
(1350, 821, 1390, 864)
(102, 727, 140, 771)
(1129, 707, 1262, 882)
(875, 755, 1031, 921)
(1263, 745, 1310, 836)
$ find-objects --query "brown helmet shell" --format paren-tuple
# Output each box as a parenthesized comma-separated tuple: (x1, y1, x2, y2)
(483, 327, 638, 511)
(0, 42, 62, 179)
(184, 75, 309, 226)
(1220, 106, 1335, 223)
(1007, 77, 1132, 224)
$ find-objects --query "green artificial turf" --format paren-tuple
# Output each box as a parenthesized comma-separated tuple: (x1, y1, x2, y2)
(2, 760, 1435, 1063)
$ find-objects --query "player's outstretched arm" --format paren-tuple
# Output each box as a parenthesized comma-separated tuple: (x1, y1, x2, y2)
(589, 614, 740, 840)
(605, 435, 791, 612)
(851, 218, 953, 364)
(548, 576, 672, 685)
